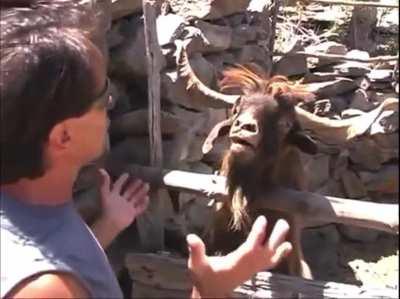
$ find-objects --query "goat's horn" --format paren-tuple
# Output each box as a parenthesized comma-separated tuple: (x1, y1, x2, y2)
(296, 97, 398, 145)
(176, 41, 240, 108)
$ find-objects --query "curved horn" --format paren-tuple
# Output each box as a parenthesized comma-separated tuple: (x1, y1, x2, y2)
(176, 41, 240, 109)
(296, 97, 398, 145)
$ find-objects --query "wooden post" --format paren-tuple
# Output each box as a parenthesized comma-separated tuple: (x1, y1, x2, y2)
(269, 0, 282, 58)
(138, 0, 165, 252)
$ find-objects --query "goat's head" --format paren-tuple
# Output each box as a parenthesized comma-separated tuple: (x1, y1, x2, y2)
(204, 65, 317, 165)
(203, 65, 318, 230)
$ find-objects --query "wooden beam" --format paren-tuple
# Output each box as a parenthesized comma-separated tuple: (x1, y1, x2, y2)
(111, 165, 399, 234)
(310, 0, 399, 8)
(125, 253, 399, 298)
(274, 51, 399, 63)
(140, 0, 165, 252)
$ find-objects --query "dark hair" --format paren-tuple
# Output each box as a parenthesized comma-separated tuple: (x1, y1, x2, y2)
(0, 0, 106, 184)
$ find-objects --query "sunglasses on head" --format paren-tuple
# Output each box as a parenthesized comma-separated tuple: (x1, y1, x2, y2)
(94, 78, 115, 110)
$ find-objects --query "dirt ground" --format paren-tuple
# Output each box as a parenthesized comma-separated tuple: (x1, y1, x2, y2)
(302, 225, 399, 290)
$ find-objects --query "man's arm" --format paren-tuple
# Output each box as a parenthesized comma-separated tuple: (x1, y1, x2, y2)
(187, 216, 292, 298)
(90, 169, 149, 249)
(7, 272, 89, 298)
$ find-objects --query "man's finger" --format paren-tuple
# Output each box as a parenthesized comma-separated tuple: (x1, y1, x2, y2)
(267, 219, 290, 252)
(269, 241, 292, 266)
(123, 179, 143, 200)
(134, 195, 149, 215)
(128, 183, 149, 203)
(113, 173, 130, 194)
(186, 234, 207, 270)
(98, 168, 111, 196)
(245, 216, 267, 247)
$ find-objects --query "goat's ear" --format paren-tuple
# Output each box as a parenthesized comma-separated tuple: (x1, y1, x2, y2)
(288, 127, 318, 155)
(202, 118, 233, 154)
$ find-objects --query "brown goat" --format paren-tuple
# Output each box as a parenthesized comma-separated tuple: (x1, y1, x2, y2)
(203, 65, 317, 279)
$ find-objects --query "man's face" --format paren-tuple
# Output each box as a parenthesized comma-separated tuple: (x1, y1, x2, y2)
(72, 78, 112, 165)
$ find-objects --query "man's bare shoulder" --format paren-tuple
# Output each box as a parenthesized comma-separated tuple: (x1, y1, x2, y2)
(7, 272, 89, 298)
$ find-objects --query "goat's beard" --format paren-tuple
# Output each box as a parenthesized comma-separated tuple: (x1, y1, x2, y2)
(220, 147, 277, 231)
(220, 150, 260, 232)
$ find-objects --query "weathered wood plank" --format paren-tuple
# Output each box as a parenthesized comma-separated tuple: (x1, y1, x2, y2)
(125, 253, 398, 298)
(138, 0, 165, 252)
(106, 164, 399, 234)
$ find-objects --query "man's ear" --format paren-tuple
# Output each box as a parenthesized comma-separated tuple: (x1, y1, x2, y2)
(48, 122, 71, 150)
(202, 118, 233, 154)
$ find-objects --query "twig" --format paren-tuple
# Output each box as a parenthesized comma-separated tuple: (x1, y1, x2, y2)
(310, 0, 399, 8)
(274, 51, 399, 63)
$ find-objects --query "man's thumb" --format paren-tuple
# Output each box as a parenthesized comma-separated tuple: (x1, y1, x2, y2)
(186, 234, 207, 268)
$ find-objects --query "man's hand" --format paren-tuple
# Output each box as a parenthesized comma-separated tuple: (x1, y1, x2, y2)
(91, 169, 150, 248)
(187, 216, 292, 298)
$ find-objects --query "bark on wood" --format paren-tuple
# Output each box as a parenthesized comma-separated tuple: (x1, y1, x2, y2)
(107, 164, 399, 234)
(310, 0, 399, 8)
(274, 52, 398, 63)
(125, 253, 399, 298)
(139, 0, 164, 252)
(269, 0, 282, 65)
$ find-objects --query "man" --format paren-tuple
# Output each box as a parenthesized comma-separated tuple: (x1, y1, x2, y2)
(0, 1, 292, 298)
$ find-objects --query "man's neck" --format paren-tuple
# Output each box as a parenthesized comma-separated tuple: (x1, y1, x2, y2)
(1, 166, 79, 206)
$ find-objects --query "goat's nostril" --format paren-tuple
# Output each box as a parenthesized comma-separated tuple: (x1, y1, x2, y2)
(243, 123, 257, 133)
(234, 119, 241, 127)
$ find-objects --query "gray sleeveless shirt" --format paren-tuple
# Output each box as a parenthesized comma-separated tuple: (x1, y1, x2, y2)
(0, 193, 123, 298)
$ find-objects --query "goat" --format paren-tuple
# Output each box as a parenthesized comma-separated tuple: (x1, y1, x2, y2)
(202, 65, 317, 279)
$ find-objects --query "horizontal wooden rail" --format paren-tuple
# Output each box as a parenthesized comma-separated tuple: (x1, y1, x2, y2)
(106, 163, 399, 234)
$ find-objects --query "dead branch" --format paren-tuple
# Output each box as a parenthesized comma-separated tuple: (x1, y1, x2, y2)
(310, 0, 399, 8)
(274, 51, 399, 63)
(125, 253, 399, 298)
(109, 164, 399, 234)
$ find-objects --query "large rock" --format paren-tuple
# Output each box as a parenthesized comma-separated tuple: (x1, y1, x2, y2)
(157, 14, 188, 47)
(179, 23, 232, 54)
(195, 20, 232, 52)
(168, 0, 251, 20)
(349, 89, 376, 111)
(333, 61, 371, 77)
(338, 223, 380, 243)
(111, 0, 142, 20)
(306, 41, 348, 68)
(231, 24, 258, 49)
(273, 53, 308, 77)
(302, 225, 342, 282)
(303, 154, 331, 191)
(233, 45, 271, 72)
(109, 109, 183, 139)
(340, 169, 367, 199)
(348, 138, 382, 171)
(359, 165, 399, 194)
(110, 17, 166, 77)
(305, 78, 358, 98)
(367, 69, 394, 83)
(370, 106, 399, 135)
(162, 53, 217, 109)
